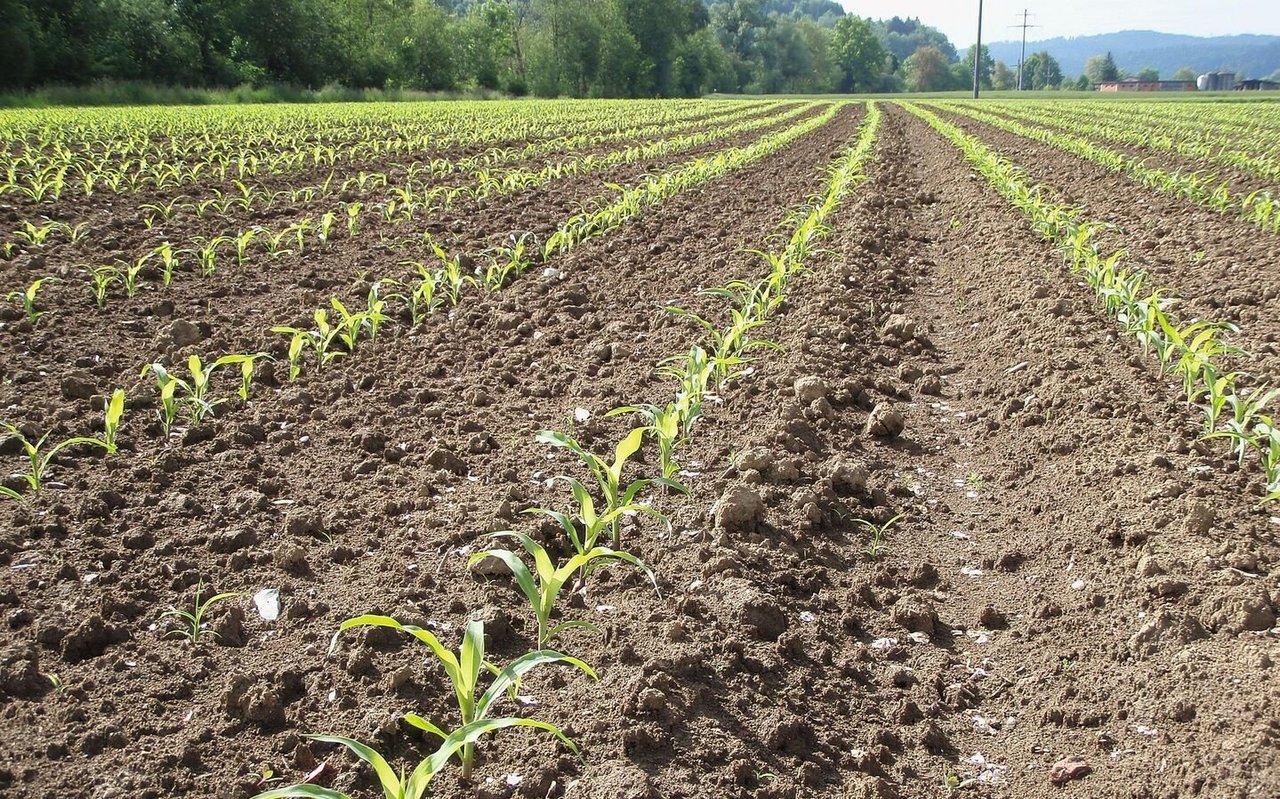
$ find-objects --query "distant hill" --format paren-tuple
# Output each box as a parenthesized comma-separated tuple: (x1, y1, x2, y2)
(987, 30, 1280, 79)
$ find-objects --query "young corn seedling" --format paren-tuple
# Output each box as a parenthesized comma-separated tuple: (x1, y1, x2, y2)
(537, 427, 686, 548)
(666, 305, 780, 390)
(100, 389, 125, 454)
(329, 298, 369, 352)
(272, 310, 346, 375)
(1198, 366, 1237, 438)
(479, 234, 533, 291)
(142, 355, 252, 428)
(250, 720, 561, 799)
(219, 353, 268, 401)
(1156, 316, 1244, 403)
(470, 531, 657, 647)
(262, 228, 293, 259)
(657, 345, 714, 431)
(232, 229, 258, 268)
(287, 220, 312, 254)
(330, 616, 591, 782)
(364, 282, 392, 340)
(606, 403, 686, 480)
(190, 236, 227, 277)
(87, 264, 120, 308)
(423, 239, 474, 305)
(154, 243, 180, 286)
(1, 423, 110, 492)
(121, 255, 149, 297)
(141, 363, 186, 435)
(316, 211, 336, 244)
(1255, 419, 1280, 504)
(1207, 384, 1279, 465)
(855, 512, 905, 558)
(15, 220, 58, 247)
(7, 277, 55, 322)
(397, 262, 444, 325)
(342, 201, 363, 237)
(160, 581, 245, 643)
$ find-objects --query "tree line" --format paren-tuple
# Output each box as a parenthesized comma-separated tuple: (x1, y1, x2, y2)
(0, 0, 1167, 97)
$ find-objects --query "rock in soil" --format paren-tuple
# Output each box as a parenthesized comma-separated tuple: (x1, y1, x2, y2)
(865, 403, 905, 437)
(1049, 755, 1092, 785)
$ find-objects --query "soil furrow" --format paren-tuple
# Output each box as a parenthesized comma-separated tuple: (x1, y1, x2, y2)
(933, 106, 1280, 382)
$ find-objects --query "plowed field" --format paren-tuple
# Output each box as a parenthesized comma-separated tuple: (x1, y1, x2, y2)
(1, 97, 1278, 799)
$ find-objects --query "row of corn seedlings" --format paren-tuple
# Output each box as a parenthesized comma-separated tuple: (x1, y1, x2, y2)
(985, 102, 1280, 185)
(1, 347, 275, 501)
(1, 101, 786, 255)
(0, 100, 756, 206)
(244, 104, 882, 799)
(261, 104, 841, 379)
(936, 102, 1280, 235)
(2, 106, 822, 319)
(4, 106, 844, 517)
(908, 103, 1279, 505)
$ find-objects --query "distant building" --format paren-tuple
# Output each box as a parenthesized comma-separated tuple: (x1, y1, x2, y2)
(1097, 79, 1197, 92)
(1235, 79, 1280, 91)
(1198, 72, 1236, 91)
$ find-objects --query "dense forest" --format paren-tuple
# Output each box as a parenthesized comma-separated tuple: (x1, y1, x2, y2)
(0, 0, 1003, 97)
(0, 0, 1116, 97)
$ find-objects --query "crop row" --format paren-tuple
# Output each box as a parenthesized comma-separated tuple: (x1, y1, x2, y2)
(1, 104, 853, 506)
(248, 101, 882, 799)
(0, 100, 759, 204)
(0, 100, 877, 795)
(0, 101, 785, 260)
(937, 102, 1280, 235)
(2, 103, 817, 297)
(908, 102, 1280, 505)
(986, 102, 1280, 184)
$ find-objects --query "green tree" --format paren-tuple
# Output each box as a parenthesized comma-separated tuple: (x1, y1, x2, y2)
(1084, 51, 1119, 84)
(1023, 50, 1063, 90)
(1136, 66, 1159, 82)
(962, 44, 993, 89)
(827, 15, 884, 93)
(904, 45, 952, 92)
(0, 0, 38, 88)
(1171, 66, 1197, 81)
(872, 15, 956, 63)
(456, 1, 518, 90)
(992, 59, 1014, 90)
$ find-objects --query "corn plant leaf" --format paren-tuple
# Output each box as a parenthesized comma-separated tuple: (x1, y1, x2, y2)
(331, 615, 462, 691)
(248, 783, 351, 799)
(409, 717, 580, 796)
(403, 713, 449, 742)
(609, 427, 646, 486)
(476, 649, 597, 718)
(305, 735, 401, 799)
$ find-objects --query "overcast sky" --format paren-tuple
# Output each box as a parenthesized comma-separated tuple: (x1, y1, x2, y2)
(837, 1, 1280, 48)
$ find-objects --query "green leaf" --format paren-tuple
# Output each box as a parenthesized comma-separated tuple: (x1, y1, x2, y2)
(610, 427, 646, 484)
(306, 735, 402, 799)
(467, 546, 539, 608)
(403, 713, 449, 741)
(476, 649, 597, 718)
(408, 717, 580, 797)
(331, 615, 461, 689)
(248, 784, 351, 799)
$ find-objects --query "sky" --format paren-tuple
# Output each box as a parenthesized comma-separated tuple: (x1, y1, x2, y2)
(837, 1, 1280, 48)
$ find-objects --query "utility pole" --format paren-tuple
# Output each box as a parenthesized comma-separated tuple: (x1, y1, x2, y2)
(1011, 9, 1040, 90)
(974, 0, 984, 99)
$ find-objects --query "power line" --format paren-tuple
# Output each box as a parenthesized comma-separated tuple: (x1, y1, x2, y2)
(1010, 9, 1041, 90)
